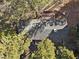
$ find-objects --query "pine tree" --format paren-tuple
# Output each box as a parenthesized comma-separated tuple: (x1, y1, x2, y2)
(30, 39, 56, 59)
(0, 32, 32, 59)
(56, 46, 76, 59)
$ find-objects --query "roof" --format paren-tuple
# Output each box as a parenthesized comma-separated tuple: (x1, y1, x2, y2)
(22, 17, 68, 40)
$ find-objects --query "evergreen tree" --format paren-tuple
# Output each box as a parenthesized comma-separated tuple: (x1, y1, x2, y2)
(56, 46, 76, 59)
(30, 39, 56, 59)
(0, 32, 32, 59)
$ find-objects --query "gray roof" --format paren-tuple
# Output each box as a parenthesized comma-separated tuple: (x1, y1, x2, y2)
(21, 17, 68, 40)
